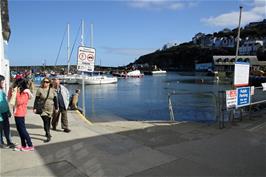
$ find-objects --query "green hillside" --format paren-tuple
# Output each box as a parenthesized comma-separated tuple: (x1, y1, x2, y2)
(133, 19, 266, 71)
(135, 43, 235, 71)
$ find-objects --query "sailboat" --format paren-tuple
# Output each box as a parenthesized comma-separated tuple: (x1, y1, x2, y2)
(61, 21, 117, 85)
(59, 23, 79, 84)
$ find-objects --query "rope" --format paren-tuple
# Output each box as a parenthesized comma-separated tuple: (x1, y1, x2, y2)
(54, 26, 67, 66)
(69, 23, 82, 63)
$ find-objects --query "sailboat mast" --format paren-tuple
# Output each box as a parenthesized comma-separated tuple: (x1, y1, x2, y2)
(81, 20, 84, 46)
(90, 23, 94, 48)
(67, 23, 71, 74)
(235, 6, 243, 59)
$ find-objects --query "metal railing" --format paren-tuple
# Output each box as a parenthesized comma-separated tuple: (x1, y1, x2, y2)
(168, 91, 219, 122)
(168, 86, 266, 129)
(217, 86, 266, 128)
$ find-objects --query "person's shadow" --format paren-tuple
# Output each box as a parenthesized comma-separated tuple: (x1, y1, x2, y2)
(10, 124, 43, 129)
(10, 130, 47, 142)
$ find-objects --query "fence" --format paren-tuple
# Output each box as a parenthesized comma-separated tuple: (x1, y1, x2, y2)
(168, 86, 266, 128)
(168, 91, 219, 123)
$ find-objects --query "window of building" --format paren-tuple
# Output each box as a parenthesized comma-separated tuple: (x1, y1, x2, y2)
(230, 58, 235, 63)
(224, 58, 229, 62)
(244, 58, 250, 63)
(237, 58, 243, 62)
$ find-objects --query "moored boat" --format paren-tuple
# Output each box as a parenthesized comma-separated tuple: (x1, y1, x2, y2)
(126, 70, 144, 78)
(112, 72, 127, 78)
(78, 75, 118, 85)
(60, 74, 79, 84)
(144, 69, 167, 75)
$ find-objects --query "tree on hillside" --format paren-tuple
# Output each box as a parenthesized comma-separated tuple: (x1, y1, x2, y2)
(257, 46, 266, 61)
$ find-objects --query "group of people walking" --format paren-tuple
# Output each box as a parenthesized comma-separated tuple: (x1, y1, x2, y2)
(0, 75, 71, 152)
(34, 77, 71, 143)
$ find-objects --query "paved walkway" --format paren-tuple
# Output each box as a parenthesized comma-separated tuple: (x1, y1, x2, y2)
(1, 101, 266, 176)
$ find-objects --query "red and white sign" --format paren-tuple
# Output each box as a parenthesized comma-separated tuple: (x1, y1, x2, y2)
(77, 46, 96, 72)
(226, 90, 236, 109)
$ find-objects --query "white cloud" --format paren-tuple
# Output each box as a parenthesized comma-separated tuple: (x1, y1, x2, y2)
(251, 6, 266, 15)
(254, 0, 266, 6)
(102, 47, 156, 56)
(128, 0, 196, 11)
(169, 3, 184, 10)
(201, 0, 266, 27)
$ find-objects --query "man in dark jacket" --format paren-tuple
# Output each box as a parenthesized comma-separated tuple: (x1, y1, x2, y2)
(52, 77, 71, 133)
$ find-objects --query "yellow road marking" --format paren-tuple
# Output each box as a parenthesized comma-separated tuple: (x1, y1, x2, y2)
(75, 110, 93, 125)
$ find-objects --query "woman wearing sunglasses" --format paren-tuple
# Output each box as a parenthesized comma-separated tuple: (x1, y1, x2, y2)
(33, 78, 58, 143)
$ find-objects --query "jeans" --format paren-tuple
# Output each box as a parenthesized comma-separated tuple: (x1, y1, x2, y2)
(0, 112, 13, 145)
(15, 117, 33, 147)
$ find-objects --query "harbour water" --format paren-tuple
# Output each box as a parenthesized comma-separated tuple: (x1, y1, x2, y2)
(65, 72, 232, 122)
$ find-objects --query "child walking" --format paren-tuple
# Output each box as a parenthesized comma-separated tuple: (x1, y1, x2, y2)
(13, 78, 34, 151)
(0, 75, 16, 148)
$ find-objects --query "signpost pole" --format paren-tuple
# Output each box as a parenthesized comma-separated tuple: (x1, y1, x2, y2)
(77, 47, 95, 118)
(81, 20, 86, 116)
(82, 71, 85, 116)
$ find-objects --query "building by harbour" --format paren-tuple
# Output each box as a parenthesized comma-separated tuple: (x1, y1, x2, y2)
(195, 55, 266, 74)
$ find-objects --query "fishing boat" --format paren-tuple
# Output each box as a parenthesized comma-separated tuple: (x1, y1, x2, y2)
(126, 70, 144, 78)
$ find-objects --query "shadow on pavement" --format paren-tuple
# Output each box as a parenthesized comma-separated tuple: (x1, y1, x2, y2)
(2, 116, 266, 177)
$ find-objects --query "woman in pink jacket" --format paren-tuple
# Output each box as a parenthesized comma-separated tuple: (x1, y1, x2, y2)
(14, 79, 34, 151)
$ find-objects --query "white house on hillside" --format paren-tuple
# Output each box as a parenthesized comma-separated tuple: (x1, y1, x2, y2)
(192, 33, 236, 48)
(162, 42, 179, 50)
(192, 32, 205, 45)
(239, 40, 263, 55)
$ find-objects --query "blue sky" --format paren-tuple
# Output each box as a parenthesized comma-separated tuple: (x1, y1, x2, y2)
(6, 0, 266, 67)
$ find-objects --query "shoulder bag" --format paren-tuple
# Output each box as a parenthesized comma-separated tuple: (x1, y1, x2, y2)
(35, 87, 51, 115)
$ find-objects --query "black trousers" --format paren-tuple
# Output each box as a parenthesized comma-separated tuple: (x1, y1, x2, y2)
(1, 112, 12, 144)
(41, 116, 51, 137)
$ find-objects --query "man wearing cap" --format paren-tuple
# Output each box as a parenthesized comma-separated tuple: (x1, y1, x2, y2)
(52, 77, 71, 133)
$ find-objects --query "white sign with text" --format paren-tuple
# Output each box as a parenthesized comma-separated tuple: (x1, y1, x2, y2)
(234, 62, 250, 87)
(77, 46, 96, 72)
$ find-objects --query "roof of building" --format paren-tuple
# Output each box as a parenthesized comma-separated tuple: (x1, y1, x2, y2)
(213, 55, 266, 66)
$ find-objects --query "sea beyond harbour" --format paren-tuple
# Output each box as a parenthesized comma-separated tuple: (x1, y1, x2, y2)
(63, 72, 232, 122)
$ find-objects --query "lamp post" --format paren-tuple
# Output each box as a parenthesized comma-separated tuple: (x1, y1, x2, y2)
(235, 6, 243, 59)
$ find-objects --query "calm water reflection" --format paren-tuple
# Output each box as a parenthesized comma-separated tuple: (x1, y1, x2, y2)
(66, 72, 231, 122)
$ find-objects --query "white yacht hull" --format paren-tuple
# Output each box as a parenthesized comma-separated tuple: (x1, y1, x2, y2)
(59, 75, 79, 84)
(78, 75, 118, 85)
(151, 70, 167, 74)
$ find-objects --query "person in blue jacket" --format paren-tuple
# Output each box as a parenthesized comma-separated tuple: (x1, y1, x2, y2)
(0, 75, 16, 148)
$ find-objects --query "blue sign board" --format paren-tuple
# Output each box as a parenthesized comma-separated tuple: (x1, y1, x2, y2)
(236, 87, 251, 108)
